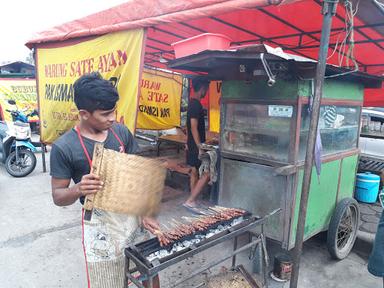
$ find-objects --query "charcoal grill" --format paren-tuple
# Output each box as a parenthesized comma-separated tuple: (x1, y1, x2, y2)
(124, 208, 280, 288)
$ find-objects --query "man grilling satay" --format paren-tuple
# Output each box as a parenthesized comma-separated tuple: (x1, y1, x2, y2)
(50, 72, 160, 288)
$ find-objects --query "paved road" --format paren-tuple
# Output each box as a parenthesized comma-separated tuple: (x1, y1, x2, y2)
(0, 151, 381, 288)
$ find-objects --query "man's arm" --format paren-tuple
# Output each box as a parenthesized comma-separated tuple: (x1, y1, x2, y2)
(190, 118, 201, 147)
(51, 174, 102, 206)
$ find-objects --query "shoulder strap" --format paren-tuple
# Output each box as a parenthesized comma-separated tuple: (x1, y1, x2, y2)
(75, 126, 125, 167)
(109, 127, 125, 152)
(75, 126, 92, 168)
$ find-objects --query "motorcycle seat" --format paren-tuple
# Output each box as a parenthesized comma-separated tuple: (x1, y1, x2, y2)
(14, 121, 30, 127)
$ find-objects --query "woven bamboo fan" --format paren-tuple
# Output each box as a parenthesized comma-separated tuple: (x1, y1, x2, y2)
(84, 143, 166, 216)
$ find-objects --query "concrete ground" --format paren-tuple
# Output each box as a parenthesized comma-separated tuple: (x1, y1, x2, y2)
(0, 150, 382, 288)
(360, 202, 383, 234)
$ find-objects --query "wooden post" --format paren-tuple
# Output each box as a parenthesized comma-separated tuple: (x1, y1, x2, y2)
(290, 1, 339, 287)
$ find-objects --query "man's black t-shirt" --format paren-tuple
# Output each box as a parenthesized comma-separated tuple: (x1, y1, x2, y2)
(187, 98, 206, 152)
(50, 123, 139, 203)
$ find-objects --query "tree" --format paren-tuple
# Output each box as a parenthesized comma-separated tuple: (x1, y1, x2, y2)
(25, 51, 35, 65)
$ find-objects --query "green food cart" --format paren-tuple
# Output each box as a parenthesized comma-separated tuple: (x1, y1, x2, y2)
(169, 47, 383, 259)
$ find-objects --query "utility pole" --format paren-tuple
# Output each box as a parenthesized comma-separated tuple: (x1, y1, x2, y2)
(290, 1, 339, 287)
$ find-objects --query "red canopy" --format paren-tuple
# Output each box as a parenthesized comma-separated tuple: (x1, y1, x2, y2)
(26, 0, 383, 105)
(365, 83, 384, 107)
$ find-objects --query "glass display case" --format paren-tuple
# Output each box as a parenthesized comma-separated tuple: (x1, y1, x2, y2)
(299, 105, 360, 160)
(221, 102, 295, 162)
(221, 102, 360, 163)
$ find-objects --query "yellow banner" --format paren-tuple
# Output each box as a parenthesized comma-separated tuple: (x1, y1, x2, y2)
(137, 68, 182, 130)
(209, 81, 221, 133)
(0, 79, 38, 122)
(36, 29, 144, 143)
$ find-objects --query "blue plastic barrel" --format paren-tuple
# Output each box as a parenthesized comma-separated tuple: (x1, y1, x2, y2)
(355, 172, 380, 203)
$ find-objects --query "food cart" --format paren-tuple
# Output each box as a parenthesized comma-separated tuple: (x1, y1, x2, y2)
(169, 46, 383, 259)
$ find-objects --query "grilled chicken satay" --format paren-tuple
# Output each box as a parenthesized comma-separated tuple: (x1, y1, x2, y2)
(157, 207, 246, 246)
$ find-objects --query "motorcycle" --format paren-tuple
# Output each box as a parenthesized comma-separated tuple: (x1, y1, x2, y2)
(0, 100, 37, 177)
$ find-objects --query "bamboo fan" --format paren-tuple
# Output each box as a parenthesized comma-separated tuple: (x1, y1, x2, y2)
(84, 143, 166, 218)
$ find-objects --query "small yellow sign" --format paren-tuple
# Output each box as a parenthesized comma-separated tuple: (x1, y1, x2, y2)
(209, 81, 221, 133)
(137, 68, 182, 130)
(0, 79, 38, 122)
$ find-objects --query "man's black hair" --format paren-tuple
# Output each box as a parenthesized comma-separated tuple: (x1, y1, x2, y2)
(192, 77, 210, 92)
(74, 72, 119, 113)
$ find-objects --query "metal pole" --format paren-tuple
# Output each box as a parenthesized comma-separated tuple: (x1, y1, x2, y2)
(41, 143, 47, 173)
(290, 1, 338, 288)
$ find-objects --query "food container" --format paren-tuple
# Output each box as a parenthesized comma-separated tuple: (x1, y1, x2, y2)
(369, 121, 375, 131)
(171, 33, 232, 58)
(355, 172, 380, 203)
(361, 116, 369, 133)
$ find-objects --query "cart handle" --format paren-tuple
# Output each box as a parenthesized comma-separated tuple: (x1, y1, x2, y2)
(274, 165, 297, 176)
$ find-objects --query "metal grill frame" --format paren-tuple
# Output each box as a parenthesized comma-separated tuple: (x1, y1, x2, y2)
(359, 155, 384, 174)
(124, 209, 280, 288)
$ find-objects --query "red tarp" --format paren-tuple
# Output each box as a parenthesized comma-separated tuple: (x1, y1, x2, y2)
(26, 0, 383, 105)
(26, 0, 300, 46)
(365, 83, 384, 107)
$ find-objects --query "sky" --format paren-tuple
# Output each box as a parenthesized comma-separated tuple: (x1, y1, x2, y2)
(1, 0, 129, 64)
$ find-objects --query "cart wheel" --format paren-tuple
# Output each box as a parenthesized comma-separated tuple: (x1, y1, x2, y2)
(327, 198, 360, 260)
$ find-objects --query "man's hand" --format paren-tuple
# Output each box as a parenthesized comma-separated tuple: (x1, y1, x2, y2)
(51, 174, 102, 206)
(142, 216, 160, 234)
(76, 173, 103, 197)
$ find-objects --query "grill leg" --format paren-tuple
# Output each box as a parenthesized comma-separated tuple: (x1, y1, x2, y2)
(124, 258, 129, 288)
(232, 236, 238, 269)
(146, 277, 153, 288)
(143, 275, 160, 288)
